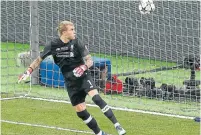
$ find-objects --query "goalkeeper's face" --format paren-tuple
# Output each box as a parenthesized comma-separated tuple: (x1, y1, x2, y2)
(64, 25, 76, 40)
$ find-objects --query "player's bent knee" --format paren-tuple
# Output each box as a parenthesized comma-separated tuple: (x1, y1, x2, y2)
(92, 94, 102, 104)
(92, 94, 107, 110)
(74, 102, 86, 112)
(76, 110, 92, 124)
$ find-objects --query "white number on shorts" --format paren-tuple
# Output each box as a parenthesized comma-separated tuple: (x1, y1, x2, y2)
(87, 80, 93, 88)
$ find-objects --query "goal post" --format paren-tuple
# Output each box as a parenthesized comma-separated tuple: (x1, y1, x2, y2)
(30, 1, 39, 85)
(1, 1, 200, 118)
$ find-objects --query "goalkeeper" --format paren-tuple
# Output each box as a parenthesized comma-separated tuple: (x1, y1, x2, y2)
(18, 21, 126, 135)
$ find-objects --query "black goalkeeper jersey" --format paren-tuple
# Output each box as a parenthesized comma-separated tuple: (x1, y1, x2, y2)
(40, 38, 89, 74)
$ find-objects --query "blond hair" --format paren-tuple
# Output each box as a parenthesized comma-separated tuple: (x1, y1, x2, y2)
(57, 21, 74, 36)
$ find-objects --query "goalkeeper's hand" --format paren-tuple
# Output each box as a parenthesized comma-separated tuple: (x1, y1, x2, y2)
(18, 68, 33, 83)
(73, 65, 88, 77)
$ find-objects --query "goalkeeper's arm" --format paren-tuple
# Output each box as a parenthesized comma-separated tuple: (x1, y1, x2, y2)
(18, 56, 43, 83)
(18, 43, 52, 83)
(29, 56, 43, 71)
(72, 54, 93, 78)
(72, 39, 93, 78)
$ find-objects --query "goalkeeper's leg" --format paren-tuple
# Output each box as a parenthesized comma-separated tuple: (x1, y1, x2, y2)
(75, 102, 107, 135)
(88, 90, 126, 135)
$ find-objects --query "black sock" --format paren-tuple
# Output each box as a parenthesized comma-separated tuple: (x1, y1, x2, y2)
(86, 118, 101, 134)
(92, 95, 118, 124)
(77, 110, 100, 134)
(102, 105, 118, 124)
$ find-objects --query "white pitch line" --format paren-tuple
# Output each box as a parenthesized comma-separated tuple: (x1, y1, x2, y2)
(1, 96, 196, 120)
(0, 96, 23, 100)
(24, 97, 196, 120)
(1, 120, 94, 134)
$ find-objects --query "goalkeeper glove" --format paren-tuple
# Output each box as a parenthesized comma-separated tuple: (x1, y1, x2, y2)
(18, 67, 33, 83)
(73, 65, 88, 77)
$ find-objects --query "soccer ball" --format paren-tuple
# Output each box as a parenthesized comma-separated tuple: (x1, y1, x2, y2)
(139, 0, 155, 14)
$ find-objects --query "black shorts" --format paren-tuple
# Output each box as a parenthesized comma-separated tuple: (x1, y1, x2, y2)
(64, 71, 97, 106)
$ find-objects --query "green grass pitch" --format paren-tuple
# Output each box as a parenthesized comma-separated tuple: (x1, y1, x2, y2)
(1, 42, 200, 134)
(1, 99, 200, 135)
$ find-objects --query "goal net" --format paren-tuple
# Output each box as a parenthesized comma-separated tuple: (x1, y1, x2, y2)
(1, 0, 200, 118)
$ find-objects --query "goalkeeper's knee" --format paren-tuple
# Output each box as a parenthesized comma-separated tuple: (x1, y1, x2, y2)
(77, 110, 90, 121)
(92, 94, 118, 124)
(92, 94, 109, 112)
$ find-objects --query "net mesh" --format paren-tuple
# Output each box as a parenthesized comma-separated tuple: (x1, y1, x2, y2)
(1, 1, 200, 117)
